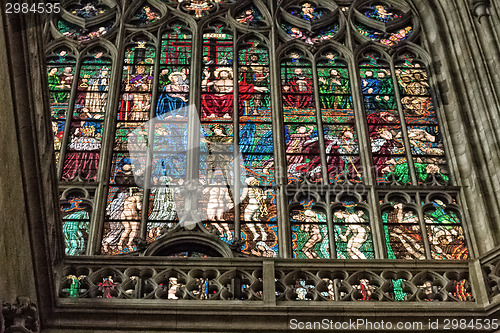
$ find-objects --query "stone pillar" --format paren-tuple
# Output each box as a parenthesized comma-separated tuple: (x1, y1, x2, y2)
(0, 7, 60, 332)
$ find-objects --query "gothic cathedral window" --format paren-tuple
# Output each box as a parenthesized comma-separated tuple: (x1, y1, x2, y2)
(46, 0, 468, 261)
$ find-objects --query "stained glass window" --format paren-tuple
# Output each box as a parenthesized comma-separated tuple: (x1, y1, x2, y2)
(46, 0, 467, 261)
(291, 202, 330, 259)
(60, 190, 92, 256)
(47, 47, 76, 167)
(382, 195, 425, 260)
(333, 199, 374, 259)
(59, 49, 112, 181)
(424, 196, 468, 260)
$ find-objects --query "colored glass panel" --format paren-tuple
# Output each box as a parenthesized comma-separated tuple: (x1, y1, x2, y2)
(424, 199, 468, 260)
(62, 51, 112, 181)
(68, 0, 108, 18)
(362, 5, 403, 23)
(360, 56, 409, 184)
(291, 207, 330, 259)
(130, 5, 161, 26)
(238, 41, 276, 234)
(288, 2, 329, 21)
(47, 48, 76, 167)
(396, 57, 449, 184)
(58, 19, 112, 42)
(61, 193, 91, 256)
(236, 6, 265, 26)
(382, 201, 425, 259)
(281, 23, 338, 44)
(356, 23, 412, 46)
(333, 202, 374, 259)
(318, 54, 361, 183)
(281, 53, 321, 183)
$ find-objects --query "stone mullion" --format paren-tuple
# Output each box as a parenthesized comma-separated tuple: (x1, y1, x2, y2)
(312, 59, 336, 259)
(139, 29, 162, 242)
(326, 192, 337, 259)
(389, 61, 418, 186)
(345, 30, 372, 185)
(365, 189, 384, 259)
(187, 22, 202, 193)
(270, 17, 290, 259)
(87, 23, 126, 255)
(311, 59, 329, 185)
(233, 30, 241, 241)
(57, 56, 82, 181)
(415, 191, 432, 260)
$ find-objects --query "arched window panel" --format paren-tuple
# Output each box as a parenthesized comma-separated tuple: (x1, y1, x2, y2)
(423, 194, 468, 260)
(61, 49, 112, 182)
(47, 47, 77, 167)
(238, 38, 277, 257)
(291, 201, 330, 259)
(278, 0, 343, 45)
(104, 121, 148, 253)
(332, 195, 374, 259)
(119, 38, 155, 122)
(199, 22, 235, 225)
(394, 51, 449, 185)
(102, 37, 155, 255)
(317, 50, 361, 183)
(201, 23, 234, 121)
(102, 186, 144, 255)
(281, 51, 321, 183)
(352, 1, 415, 47)
(359, 51, 409, 185)
(157, 23, 192, 120)
(129, 3, 162, 26)
(238, 38, 273, 181)
(381, 193, 425, 260)
(51, 1, 117, 44)
(60, 189, 93, 256)
(238, 41, 271, 121)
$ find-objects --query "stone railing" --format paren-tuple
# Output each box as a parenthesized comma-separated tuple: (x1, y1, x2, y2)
(57, 258, 473, 303)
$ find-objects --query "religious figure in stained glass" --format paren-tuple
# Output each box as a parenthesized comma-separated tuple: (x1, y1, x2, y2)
(383, 201, 425, 259)
(61, 195, 91, 256)
(132, 5, 161, 25)
(185, 0, 213, 18)
(283, 68, 314, 109)
(334, 210, 370, 259)
(45, 0, 468, 263)
(363, 5, 402, 22)
(424, 200, 468, 260)
(201, 67, 268, 119)
(291, 208, 330, 259)
(70, 0, 107, 18)
(157, 71, 189, 118)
